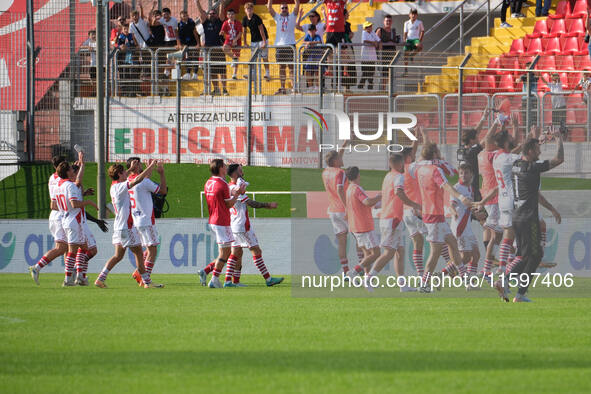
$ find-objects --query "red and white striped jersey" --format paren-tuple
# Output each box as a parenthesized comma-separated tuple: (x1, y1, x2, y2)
(55, 179, 85, 228)
(450, 181, 473, 237)
(128, 175, 160, 227)
(110, 180, 134, 231)
(229, 178, 250, 233)
(48, 173, 62, 221)
(493, 150, 521, 211)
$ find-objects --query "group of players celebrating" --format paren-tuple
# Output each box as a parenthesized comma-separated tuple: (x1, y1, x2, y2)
(322, 114, 564, 302)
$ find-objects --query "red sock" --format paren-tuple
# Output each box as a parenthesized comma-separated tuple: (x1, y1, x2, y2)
(212, 267, 221, 278)
(506, 255, 521, 274)
(203, 261, 215, 274)
(253, 254, 270, 280)
(36, 256, 50, 270)
(441, 261, 458, 277)
(233, 268, 241, 284)
(483, 259, 493, 274)
(441, 245, 451, 263)
(353, 265, 363, 275)
(75, 249, 86, 277)
(412, 250, 424, 276)
(225, 255, 236, 283)
(65, 252, 76, 278)
(421, 271, 431, 287)
(340, 258, 349, 274)
(145, 260, 154, 275)
(468, 259, 478, 276)
(499, 238, 512, 268)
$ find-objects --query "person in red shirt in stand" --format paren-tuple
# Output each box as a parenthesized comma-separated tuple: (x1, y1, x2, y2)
(221, 9, 243, 80)
(322, 0, 346, 77)
(199, 159, 245, 288)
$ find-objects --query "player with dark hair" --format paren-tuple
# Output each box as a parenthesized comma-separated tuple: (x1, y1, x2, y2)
(495, 133, 564, 302)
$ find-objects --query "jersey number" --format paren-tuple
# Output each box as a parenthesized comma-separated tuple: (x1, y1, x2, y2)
(495, 170, 505, 189)
(129, 190, 136, 209)
(56, 194, 68, 211)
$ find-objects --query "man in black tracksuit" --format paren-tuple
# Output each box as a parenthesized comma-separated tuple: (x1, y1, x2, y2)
(496, 134, 564, 302)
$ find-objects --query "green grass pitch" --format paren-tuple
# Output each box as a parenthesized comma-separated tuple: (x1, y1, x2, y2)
(1, 274, 590, 393)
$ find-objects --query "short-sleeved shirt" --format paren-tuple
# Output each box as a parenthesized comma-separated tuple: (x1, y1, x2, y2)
(380, 170, 405, 226)
(128, 174, 160, 227)
(345, 183, 374, 233)
(242, 14, 268, 43)
(205, 176, 231, 226)
(48, 173, 62, 221)
(229, 178, 250, 233)
(416, 164, 448, 223)
(57, 179, 85, 229)
(302, 22, 325, 38)
(150, 24, 165, 46)
(221, 19, 243, 45)
(110, 180, 134, 231)
(202, 18, 224, 46)
(325, 0, 346, 33)
(322, 167, 347, 213)
(547, 82, 566, 109)
(450, 181, 473, 236)
(493, 150, 521, 211)
(404, 19, 424, 40)
(82, 38, 97, 65)
(273, 12, 297, 45)
(478, 149, 498, 205)
(361, 30, 380, 61)
(304, 33, 322, 44)
(130, 19, 152, 48)
(403, 162, 422, 209)
(178, 18, 198, 46)
(512, 159, 550, 217)
(161, 16, 179, 42)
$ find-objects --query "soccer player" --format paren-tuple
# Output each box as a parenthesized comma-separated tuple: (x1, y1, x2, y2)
(449, 163, 480, 284)
(344, 167, 382, 285)
(415, 143, 472, 293)
(321, 142, 351, 274)
(494, 133, 564, 302)
(199, 159, 244, 288)
(370, 153, 421, 292)
(223, 164, 284, 287)
(29, 156, 68, 285)
(53, 162, 98, 287)
(126, 158, 167, 286)
(95, 159, 161, 289)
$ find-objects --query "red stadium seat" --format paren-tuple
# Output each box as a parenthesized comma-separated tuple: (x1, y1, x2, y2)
(559, 72, 569, 88)
(485, 57, 501, 74)
(497, 74, 516, 92)
(528, 19, 549, 39)
(567, 17, 586, 34)
(537, 55, 557, 71)
(549, 18, 567, 37)
(477, 73, 497, 94)
(543, 37, 562, 54)
(509, 38, 525, 55)
(561, 36, 580, 54)
(574, 54, 591, 70)
(567, 71, 583, 89)
(526, 37, 543, 55)
(537, 75, 550, 92)
(463, 74, 478, 93)
(570, 0, 589, 17)
(518, 55, 535, 70)
(556, 55, 575, 70)
(499, 55, 520, 75)
(550, 1, 570, 18)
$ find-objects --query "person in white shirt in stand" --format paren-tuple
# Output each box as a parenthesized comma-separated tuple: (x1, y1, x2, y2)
(81, 30, 97, 81)
(267, 0, 300, 95)
(403, 8, 424, 75)
(224, 164, 284, 287)
(95, 159, 162, 289)
(358, 21, 380, 91)
(125, 157, 167, 287)
(130, 3, 154, 77)
(161, 7, 181, 48)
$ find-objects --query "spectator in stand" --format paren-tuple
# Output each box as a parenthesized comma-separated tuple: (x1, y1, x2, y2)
(322, 0, 346, 78)
(115, 23, 139, 96)
(403, 9, 424, 75)
(178, 10, 200, 80)
(81, 30, 97, 81)
(535, 0, 551, 17)
(221, 9, 243, 80)
(500, 0, 513, 28)
(161, 7, 181, 48)
(342, 8, 356, 92)
(302, 24, 323, 91)
(587, 17, 591, 63)
(110, 16, 125, 46)
(511, 0, 525, 18)
(516, 62, 539, 127)
(376, 14, 399, 90)
(358, 21, 380, 91)
(148, 7, 165, 48)
(196, 0, 228, 96)
(242, 2, 271, 81)
(543, 72, 567, 132)
(297, 9, 325, 40)
(574, 71, 591, 103)
(130, 5, 153, 80)
(267, 0, 300, 95)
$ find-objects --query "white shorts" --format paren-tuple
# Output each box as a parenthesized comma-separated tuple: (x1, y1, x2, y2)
(403, 209, 427, 237)
(137, 225, 160, 247)
(210, 224, 234, 247)
(499, 209, 514, 229)
(82, 222, 96, 249)
(425, 221, 452, 244)
(353, 230, 379, 250)
(49, 219, 67, 243)
(232, 229, 259, 248)
(328, 211, 348, 235)
(484, 204, 502, 233)
(379, 218, 404, 249)
(457, 227, 478, 252)
(64, 222, 86, 245)
(251, 41, 269, 59)
(112, 228, 141, 249)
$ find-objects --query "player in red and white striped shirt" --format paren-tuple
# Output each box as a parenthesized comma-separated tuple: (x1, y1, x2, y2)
(223, 164, 284, 287)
